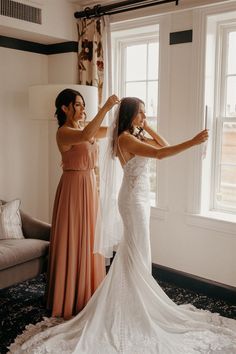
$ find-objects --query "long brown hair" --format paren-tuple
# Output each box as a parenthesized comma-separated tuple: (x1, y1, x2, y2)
(117, 97, 145, 139)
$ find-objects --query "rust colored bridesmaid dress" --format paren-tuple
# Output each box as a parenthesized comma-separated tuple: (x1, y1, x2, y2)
(46, 141, 105, 320)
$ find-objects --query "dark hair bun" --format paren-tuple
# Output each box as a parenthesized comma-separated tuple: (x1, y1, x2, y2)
(55, 88, 85, 127)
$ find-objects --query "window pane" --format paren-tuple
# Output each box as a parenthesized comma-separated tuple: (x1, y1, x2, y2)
(147, 81, 158, 117)
(225, 76, 236, 117)
(125, 82, 146, 102)
(227, 31, 236, 75)
(221, 122, 236, 164)
(217, 165, 236, 209)
(217, 122, 236, 210)
(147, 116, 157, 130)
(148, 42, 159, 80)
(126, 44, 147, 81)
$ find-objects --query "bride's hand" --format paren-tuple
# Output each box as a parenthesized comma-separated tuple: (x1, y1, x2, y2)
(103, 94, 120, 112)
(191, 129, 209, 146)
(143, 119, 149, 131)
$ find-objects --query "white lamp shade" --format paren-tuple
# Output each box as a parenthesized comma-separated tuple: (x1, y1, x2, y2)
(29, 84, 98, 121)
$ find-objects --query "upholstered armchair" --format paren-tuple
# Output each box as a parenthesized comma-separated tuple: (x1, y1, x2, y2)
(0, 200, 51, 289)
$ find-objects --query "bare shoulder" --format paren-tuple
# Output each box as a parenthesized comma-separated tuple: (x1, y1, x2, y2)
(119, 132, 144, 148)
(119, 132, 136, 144)
(57, 125, 72, 135)
(57, 125, 82, 138)
(56, 126, 66, 143)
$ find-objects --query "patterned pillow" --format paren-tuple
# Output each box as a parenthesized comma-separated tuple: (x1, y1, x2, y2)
(0, 199, 24, 239)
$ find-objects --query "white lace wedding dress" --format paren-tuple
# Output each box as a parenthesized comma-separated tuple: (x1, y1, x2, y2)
(8, 156, 236, 354)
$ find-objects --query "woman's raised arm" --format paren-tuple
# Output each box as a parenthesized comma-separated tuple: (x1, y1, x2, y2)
(119, 130, 208, 160)
(57, 95, 119, 145)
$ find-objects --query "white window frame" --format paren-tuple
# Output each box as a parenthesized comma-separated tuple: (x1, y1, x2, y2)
(119, 35, 159, 100)
(212, 24, 236, 214)
(186, 3, 236, 233)
(112, 26, 160, 100)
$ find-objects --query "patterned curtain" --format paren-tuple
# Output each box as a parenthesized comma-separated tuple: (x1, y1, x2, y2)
(77, 17, 107, 108)
(77, 17, 112, 191)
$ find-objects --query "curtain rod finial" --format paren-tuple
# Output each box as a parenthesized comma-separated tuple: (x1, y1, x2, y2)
(84, 7, 92, 19)
(94, 4, 102, 17)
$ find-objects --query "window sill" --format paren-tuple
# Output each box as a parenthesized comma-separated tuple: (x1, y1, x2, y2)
(151, 206, 168, 220)
(186, 212, 236, 235)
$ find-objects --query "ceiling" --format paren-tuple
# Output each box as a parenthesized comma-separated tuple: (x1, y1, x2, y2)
(0, 0, 118, 44)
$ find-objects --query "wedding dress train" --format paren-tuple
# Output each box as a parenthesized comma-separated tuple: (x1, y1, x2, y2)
(9, 156, 236, 354)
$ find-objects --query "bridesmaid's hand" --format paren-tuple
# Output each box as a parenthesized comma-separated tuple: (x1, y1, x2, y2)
(103, 94, 120, 112)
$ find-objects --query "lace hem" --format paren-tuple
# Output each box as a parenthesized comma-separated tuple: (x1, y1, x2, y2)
(7, 309, 236, 354)
(7, 317, 64, 354)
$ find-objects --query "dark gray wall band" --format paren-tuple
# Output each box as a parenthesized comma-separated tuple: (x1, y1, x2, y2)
(0, 36, 78, 54)
(1, 30, 193, 55)
(170, 30, 193, 45)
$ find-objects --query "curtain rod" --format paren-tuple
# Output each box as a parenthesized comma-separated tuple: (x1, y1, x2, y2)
(74, 0, 179, 19)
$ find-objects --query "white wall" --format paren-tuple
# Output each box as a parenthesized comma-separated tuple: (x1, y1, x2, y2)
(0, 47, 49, 220)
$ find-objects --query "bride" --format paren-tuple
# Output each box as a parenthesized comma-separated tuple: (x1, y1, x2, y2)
(9, 97, 236, 353)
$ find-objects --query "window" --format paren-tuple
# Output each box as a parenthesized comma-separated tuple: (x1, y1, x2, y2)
(203, 17, 236, 217)
(215, 28, 236, 212)
(124, 41, 159, 117)
(112, 25, 159, 206)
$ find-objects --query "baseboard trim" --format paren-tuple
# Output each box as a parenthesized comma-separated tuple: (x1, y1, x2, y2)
(152, 263, 236, 305)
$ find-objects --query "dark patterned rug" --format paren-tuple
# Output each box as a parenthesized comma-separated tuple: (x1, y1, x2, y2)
(0, 273, 235, 354)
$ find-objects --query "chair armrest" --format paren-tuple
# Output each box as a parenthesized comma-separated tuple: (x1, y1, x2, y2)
(20, 210, 51, 241)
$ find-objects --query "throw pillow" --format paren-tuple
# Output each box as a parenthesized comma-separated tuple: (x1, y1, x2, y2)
(0, 199, 24, 239)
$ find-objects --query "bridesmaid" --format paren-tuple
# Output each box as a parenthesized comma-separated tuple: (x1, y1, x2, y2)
(46, 88, 119, 319)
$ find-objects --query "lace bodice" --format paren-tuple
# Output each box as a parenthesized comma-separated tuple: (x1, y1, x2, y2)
(122, 156, 150, 195)
(123, 155, 149, 178)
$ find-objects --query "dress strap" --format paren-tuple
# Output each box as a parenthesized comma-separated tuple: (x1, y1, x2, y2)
(117, 137, 127, 165)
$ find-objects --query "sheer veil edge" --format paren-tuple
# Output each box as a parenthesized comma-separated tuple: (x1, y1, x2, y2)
(93, 104, 123, 258)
